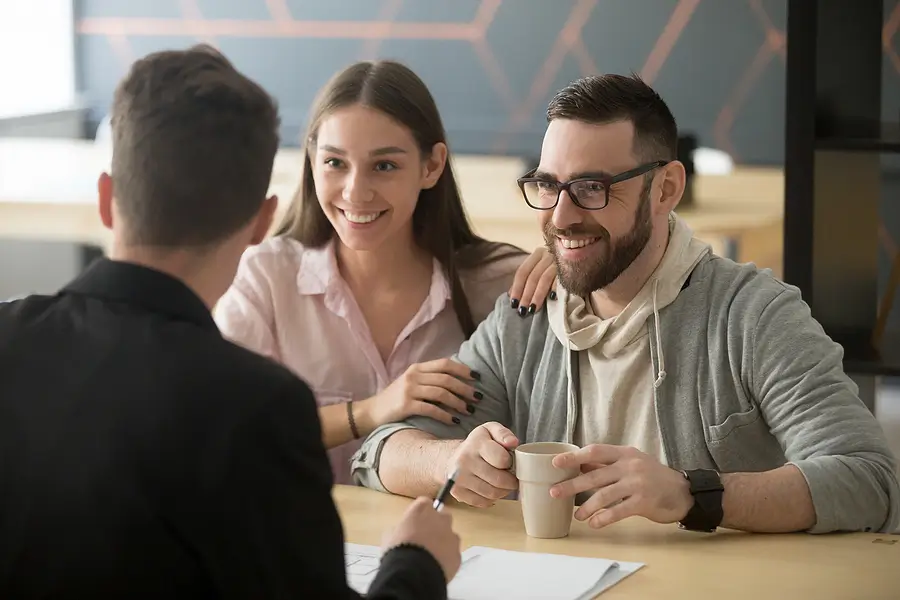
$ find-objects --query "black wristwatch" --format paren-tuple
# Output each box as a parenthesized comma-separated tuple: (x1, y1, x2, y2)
(678, 468, 724, 532)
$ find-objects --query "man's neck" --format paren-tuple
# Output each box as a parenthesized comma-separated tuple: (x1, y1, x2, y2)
(590, 225, 671, 319)
(109, 243, 232, 311)
(336, 232, 432, 297)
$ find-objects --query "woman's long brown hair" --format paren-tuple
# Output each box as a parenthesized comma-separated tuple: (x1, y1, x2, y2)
(275, 60, 525, 337)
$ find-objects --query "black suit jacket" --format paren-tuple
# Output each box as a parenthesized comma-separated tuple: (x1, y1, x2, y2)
(0, 259, 445, 599)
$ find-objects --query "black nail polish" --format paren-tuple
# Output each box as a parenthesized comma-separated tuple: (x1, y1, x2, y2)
(528, 304, 536, 314)
(474, 391, 483, 400)
(452, 417, 461, 424)
(549, 290, 557, 301)
(510, 298, 519, 309)
(470, 370, 481, 381)
(466, 404, 476, 414)
(517, 306, 527, 317)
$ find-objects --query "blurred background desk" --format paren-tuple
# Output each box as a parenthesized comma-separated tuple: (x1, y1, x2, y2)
(0, 137, 784, 292)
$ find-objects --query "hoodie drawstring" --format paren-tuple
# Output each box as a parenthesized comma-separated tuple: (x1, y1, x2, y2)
(652, 278, 667, 389)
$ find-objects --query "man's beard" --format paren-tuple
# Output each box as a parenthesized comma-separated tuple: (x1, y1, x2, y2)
(544, 187, 652, 297)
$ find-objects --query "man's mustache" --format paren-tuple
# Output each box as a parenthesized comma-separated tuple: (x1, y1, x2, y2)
(543, 223, 609, 240)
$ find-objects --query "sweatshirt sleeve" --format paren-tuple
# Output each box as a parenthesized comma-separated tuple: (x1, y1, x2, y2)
(750, 286, 900, 534)
(351, 294, 515, 491)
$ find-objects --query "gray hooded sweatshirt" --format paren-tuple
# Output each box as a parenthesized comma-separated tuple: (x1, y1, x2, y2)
(352, 217, 900, 534)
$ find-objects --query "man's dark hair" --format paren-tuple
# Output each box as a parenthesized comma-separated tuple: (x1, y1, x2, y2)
(546, 73, 678, 162)
(110, 44, 280, 247)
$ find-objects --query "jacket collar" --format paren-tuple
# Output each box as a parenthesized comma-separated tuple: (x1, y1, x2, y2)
(62, 258, 218, 332)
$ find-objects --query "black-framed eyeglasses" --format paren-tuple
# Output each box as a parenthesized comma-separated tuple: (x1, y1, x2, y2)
(516, 160, 669, 210)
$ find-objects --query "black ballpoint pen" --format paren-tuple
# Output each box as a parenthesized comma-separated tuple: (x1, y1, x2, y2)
(432, 468, 459, 511)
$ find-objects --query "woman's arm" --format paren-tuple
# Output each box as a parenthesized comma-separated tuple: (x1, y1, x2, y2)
(317, 359, 479, 449)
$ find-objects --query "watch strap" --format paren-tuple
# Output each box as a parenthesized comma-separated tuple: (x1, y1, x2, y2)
(678, 469, 724, 532)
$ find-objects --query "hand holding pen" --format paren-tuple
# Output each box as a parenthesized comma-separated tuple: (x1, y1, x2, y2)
(383, 473, 463, 582)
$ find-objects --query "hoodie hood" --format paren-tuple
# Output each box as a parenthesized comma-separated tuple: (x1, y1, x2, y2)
(548, 213, 710, 360)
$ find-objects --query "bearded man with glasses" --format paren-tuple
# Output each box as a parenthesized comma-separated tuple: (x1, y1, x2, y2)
(353, 74, 899, 536)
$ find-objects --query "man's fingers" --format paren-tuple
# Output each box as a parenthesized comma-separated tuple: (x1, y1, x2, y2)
(552, 444, 624, 469)
(550, 463, 621, 499)
(480, 422, 519, 448)
(588, 497, 639, 529)
(574, 481, 630, 521)
(471, 449, 517, 489)
(450, 485, 495, 509)
(478, 439, 515, 471)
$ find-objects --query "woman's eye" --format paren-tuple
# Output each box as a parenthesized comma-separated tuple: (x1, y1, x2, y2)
(374, 161, 397, 172)
(324, 157, 344, 168)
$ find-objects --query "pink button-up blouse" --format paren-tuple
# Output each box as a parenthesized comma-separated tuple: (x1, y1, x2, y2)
(213, 236, 524, 485)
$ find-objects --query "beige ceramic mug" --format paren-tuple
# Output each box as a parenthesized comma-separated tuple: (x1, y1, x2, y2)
(512, 442, 580, 538)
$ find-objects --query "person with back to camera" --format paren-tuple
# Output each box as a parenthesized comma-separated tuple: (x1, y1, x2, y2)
(353, 73, 900, 536)
(214, 59, 558, 485)
(0, 44, 462, 599)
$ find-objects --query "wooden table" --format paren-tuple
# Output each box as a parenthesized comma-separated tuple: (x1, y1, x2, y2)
(334, 485, 897, 599)
(0, 138, 785, 275)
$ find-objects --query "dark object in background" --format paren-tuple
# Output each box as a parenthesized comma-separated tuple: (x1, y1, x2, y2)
(677, 134, 697, 209)
(0, 239, 103, 301)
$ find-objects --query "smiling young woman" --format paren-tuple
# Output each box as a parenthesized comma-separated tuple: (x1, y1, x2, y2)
(213, 60, 556, 485)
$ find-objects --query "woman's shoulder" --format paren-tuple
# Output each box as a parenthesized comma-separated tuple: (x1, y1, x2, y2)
(235, 235, 313, 281)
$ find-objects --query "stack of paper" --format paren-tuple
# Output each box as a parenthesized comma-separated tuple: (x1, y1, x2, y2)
(345, 543, 644, 599)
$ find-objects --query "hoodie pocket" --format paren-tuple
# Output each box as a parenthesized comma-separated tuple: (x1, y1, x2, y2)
(707, 405, 761, 442)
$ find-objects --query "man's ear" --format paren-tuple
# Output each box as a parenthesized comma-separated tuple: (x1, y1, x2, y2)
(421, 142, 448, 190)
(250, 195, 279, 245)
(98, 172, 114, 230)
(655, 160, 686, 214)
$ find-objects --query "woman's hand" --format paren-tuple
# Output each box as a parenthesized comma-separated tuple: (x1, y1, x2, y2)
(360, 358, 480, 428)
(508, 246, 557, 317)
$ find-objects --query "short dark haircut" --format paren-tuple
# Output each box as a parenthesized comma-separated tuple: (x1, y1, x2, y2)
(110, 44, 280, 247)
(546, 73, 678, 162)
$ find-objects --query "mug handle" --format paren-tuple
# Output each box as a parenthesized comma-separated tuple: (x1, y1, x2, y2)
(508, 449, 516, 475)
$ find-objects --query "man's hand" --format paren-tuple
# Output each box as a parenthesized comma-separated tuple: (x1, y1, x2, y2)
(549, 444, 694, 528)
(447, 422, 520, 508)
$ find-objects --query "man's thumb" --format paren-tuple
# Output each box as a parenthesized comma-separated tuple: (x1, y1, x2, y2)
(481, 421, 518, 448)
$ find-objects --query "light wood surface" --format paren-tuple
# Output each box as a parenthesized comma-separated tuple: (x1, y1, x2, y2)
(334, 485, 897, 599)
(0, 138, 784, 275)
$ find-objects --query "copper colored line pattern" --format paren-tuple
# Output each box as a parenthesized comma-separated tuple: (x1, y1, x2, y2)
(359, 0, 405, 60)
(178, 0, 218, 47)
(712, 42, 776, 158)
(883, 1, 900, 74)
(264, 0, 293, 23)
(78, 18, 480, 40)
(491, 0, 598, 152)
(748, 0, 785, 59)
(570, 38, 598, 77)
(472, 38, 517, 109)
(640, 0, 701, 85)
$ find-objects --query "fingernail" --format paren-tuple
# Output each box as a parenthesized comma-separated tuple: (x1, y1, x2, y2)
(452, 417, 461, 424)
(517, 306, 527, 317)
(466, 404, 476, 414)
(470, 370, 481, 381)
(473, 391, 483, 401)
(510, 298, 519, 309)
(527, 304, 536, 314)
(549, 291, 557, 301)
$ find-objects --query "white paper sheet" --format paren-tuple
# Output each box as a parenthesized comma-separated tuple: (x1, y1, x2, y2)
(344, 543, 644, 599)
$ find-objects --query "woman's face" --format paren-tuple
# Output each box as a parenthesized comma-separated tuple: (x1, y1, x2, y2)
(311, 103, 446, 252)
